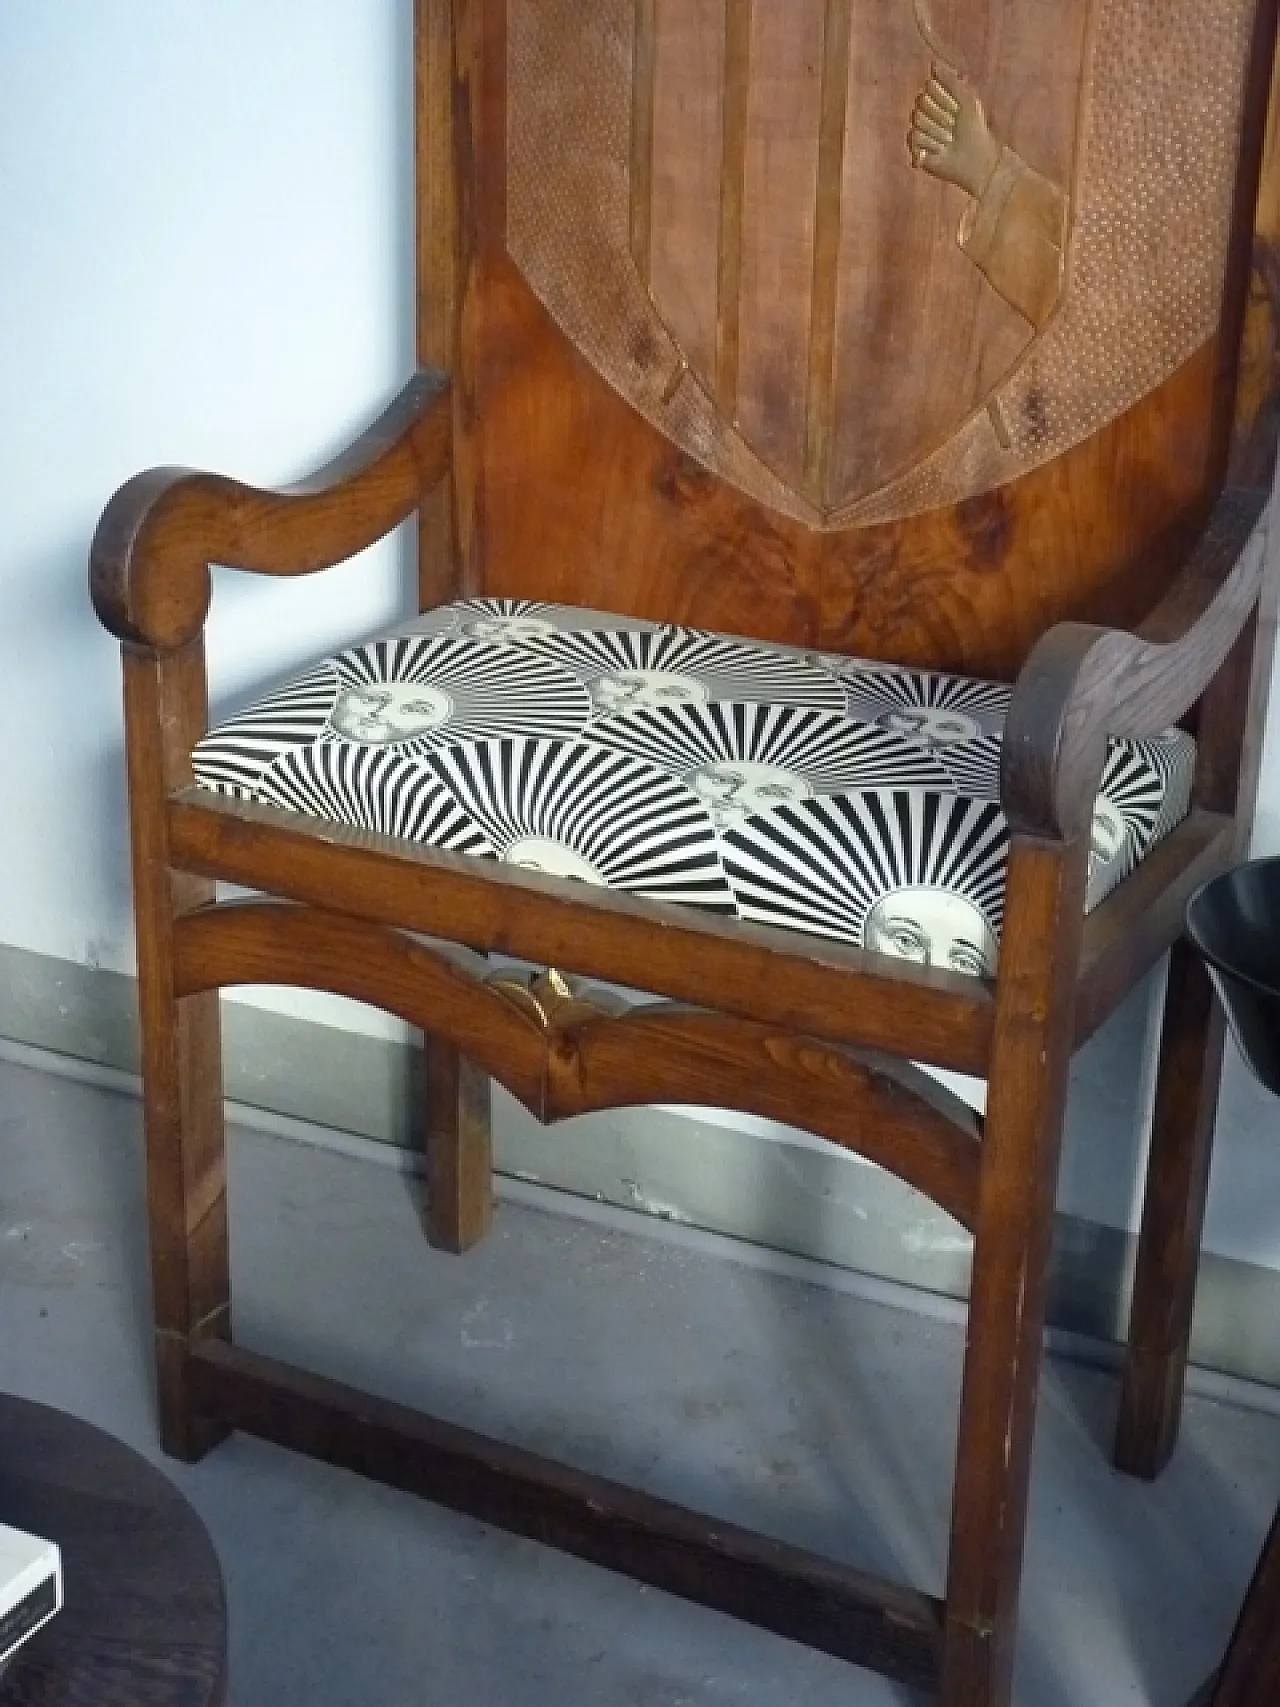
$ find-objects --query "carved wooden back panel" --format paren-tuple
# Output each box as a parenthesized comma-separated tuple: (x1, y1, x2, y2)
(430, 0, 1280, 676)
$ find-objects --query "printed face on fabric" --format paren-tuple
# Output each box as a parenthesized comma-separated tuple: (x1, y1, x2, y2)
(191, 600, 1198, 980)
(864, 888, 998, 979)
(689, 762, 814, 827)
(591, 670, 712, 715)
(875, 705, 984, 746)
(457, 614, 558, 645)
(503, 837, 605, 884)
(330, 682, 454, 744)
(1090, 796, 1127, 874)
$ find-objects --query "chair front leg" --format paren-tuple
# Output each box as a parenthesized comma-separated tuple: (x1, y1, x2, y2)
(125, 644, 232, 1462)
(941, 836, 1087, 1707)
(1115, 937, 1227, 1478)
(423, 1037, 493, 1253)
(1204, 1502, 1280, 1706)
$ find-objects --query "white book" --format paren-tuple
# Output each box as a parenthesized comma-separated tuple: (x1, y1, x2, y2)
(0, 1521, 62, 1670)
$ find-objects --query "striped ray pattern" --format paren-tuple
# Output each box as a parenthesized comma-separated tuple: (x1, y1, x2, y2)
(1089, 732, 1197, 903)
(587, 701, 955, 826)
(257, 745, 496, 855)
(831, 660, 1012, 738)
(406, 597, 662, 644)
(425, 738, 735, 911)
(320, 632, 592, 754)
(721, 791, 1010, 972)
(193, 661, 343, 796)
(192, 598, 1198, 980)
(933, 735, 1003, 801)
(535, 627, 848, 714)
(825, 662, 1013, 798)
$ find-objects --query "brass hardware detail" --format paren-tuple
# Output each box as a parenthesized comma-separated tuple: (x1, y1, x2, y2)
(487, 966, 581, 1029)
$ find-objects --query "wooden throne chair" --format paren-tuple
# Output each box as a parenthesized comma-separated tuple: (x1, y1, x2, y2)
(91, 2, 1280, 1702)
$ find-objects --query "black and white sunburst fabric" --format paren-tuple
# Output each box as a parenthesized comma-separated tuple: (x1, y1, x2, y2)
(192, 598, 1197, 980)
(1089, 733, 1195, 904)
(535, 626, 849, 718)
(409, 597, 662, 646)
(587, 701, 955, 828)
(722, 791, 1010, 977)
(425, 738, 735, 911)
(194, 631, 592, 796)
(823, 659, 1012, 798)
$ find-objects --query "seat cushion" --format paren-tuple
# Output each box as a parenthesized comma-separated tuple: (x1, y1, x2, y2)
(193, 599, 1196, 981)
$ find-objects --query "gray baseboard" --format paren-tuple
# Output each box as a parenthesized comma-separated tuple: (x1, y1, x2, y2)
(2, 939, 1277, 1387)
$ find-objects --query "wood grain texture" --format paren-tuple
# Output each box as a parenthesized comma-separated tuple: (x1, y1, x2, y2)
(170, 900, 981, 1222)
(1206, 1504, 1280, 1706)
(423, 1035, 493, 1254)
(1116, 509, 1280, 1479)
(416, 4, 458, 375)
(468, 271, 824, 642)
(731, 0, 822, 485)
(490, 0, 1264, 675)
(172, 901, 548, 1107)
(0, 1397, 226, 1707)
(826, 0, 1084, 506)
(941, 833, 1089, 1707)
(1073, 810, 1236, 1047)
(415, 0, 464, 614)
(416, 0, 489, 1253)
(531, 1003, 982, 1226)
(629, 0, 657, 282)
(715, 0, 752, 415)
(818, 342, 1226, 676)
(190, 1339, 944, 1692)
(164, 791, 996, 1077)
(1195, 516, 1280, 837)
(123, 644, 230, 1463)
(91, 373, 451, 653)
(1223, 0, 1280, 490)
(83, 6, 1280, 1705)
(1114, 939, 1228, 1480)
(467, 268, 1245, 678)
(1000, 486, 1271, 839)
(801, 0, 853, 500)
(1231, 41, 1280, 486)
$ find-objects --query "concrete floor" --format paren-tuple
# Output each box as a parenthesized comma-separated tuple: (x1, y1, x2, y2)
(2, 1047, 1280, 1705)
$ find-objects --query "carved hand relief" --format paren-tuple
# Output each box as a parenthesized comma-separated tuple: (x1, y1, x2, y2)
(908, 62, 1068, 338)
(506, 0, 1254, 528)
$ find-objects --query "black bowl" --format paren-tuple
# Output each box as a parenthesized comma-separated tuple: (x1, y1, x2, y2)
(1186, 857, 1280, 1097)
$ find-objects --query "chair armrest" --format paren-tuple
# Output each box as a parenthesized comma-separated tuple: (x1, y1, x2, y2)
(91, 369, 451, 652)
(1001, 485, 1272, 838)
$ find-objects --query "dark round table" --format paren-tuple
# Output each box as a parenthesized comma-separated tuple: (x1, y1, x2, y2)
(0, 1396, 226, 1706)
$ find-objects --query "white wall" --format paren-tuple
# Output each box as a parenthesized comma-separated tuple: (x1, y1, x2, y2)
(0, 0, 413, 1037)
(2, 3, 1280, 1266)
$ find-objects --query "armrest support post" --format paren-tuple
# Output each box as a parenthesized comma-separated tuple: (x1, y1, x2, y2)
(91, 370, 452, 654)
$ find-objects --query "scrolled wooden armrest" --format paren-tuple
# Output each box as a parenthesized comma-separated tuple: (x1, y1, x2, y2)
(91, 369, 451, 653)
(1001, 486, 1272, 839)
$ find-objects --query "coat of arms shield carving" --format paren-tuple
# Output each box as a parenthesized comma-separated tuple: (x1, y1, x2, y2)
(506, 0, 1255, 529)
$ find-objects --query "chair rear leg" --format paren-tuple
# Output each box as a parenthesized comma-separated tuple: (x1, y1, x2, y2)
(423, 1036, 493, 1252)
(941, 838, 1084, 1707)
(1116, 938, 1227, 1479)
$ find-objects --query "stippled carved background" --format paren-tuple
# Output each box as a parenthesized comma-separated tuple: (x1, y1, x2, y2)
(506, 0, 1255, 530)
